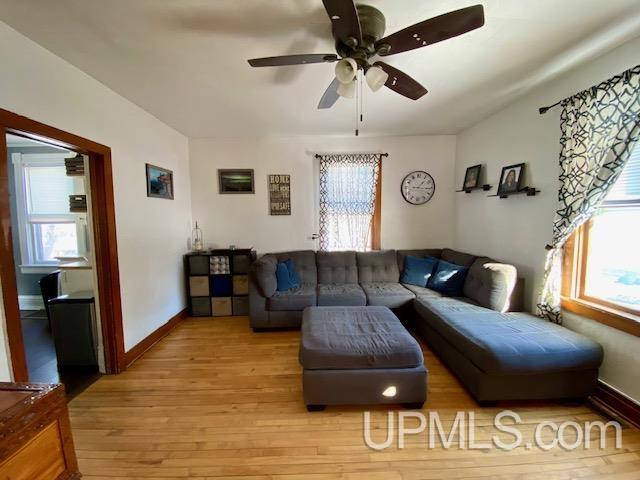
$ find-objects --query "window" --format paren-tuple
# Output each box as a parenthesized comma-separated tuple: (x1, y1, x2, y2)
(562, 143, 640, 335)
(12, 153, 81, 268)
(317, 154, 382, 251)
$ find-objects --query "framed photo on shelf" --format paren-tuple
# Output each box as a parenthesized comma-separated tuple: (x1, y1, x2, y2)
(497, 163, 525, 195)
(218, 169, 255, 194)
(146, 163, 174, 200)
(462, 164, 482, 190)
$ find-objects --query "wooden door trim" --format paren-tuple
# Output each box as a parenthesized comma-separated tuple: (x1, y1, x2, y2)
(0, 108, 125, 379)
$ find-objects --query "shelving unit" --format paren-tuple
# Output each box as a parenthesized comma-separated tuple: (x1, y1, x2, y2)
(185, 249, 256, 317)
(488, 187, 540, 199)
(456, 184, 492, 194)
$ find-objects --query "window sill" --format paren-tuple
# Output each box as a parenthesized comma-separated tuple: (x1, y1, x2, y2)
(19, 264, 59, 275)
(561, 297, 640, 337)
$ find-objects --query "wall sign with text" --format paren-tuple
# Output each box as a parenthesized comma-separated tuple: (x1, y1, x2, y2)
(268, 174, 291, 215)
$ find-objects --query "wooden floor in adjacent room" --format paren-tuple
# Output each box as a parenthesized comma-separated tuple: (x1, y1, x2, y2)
(69, 317, 640, 479)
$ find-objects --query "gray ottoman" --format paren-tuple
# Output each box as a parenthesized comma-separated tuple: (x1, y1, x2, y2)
(299, 306, 427, 411)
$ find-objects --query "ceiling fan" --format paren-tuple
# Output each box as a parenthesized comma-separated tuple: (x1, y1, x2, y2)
(248, 1, 485, 110)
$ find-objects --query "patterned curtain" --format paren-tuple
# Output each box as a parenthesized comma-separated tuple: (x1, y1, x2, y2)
(318, 153, 381, 251)
(537, 65, 640, 323)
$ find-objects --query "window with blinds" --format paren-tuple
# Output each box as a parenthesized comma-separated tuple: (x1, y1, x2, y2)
(12, 154, 80, 266)
(604, 141, 640, 203)
(582, 141, 640, 313)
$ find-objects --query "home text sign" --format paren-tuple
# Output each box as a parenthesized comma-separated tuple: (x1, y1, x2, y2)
(269, 174, 291, 215)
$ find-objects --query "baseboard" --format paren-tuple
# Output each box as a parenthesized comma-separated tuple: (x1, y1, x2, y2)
(589, 380, 640, 429)
(124, 308, 188, 368)
(18, 295, 44, 311)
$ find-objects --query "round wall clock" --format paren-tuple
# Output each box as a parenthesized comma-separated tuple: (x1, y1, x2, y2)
(401, 171, 435, 205)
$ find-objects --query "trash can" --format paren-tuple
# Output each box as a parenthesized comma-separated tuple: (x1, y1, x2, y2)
(48, 291, 98, 368)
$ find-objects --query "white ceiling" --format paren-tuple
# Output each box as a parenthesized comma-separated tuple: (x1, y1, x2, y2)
(1, 0, 639, 138)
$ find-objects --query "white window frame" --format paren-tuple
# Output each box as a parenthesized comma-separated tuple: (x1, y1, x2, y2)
(12, 153, 84, 273)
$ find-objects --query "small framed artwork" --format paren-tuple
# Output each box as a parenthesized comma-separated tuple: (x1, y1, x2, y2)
(146, 163, 174, 199)
(462, 164, 482, 190)
(218, 169, 255, 194)
(497, 163, 525, 195)
(268, 174, 291, 215)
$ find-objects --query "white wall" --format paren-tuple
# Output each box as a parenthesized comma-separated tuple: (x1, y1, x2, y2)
(189, 135, 456, 254)
(454, 37, 640, 401)
(0, 20, 192, 376)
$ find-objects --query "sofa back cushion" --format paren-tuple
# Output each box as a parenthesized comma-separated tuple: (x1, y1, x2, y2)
(252, 254, 278, 297)
(357, 250, 399, 283)
(317, 251, 358, 284)
(441, 248, 477, 267)
(274, 251, 318, 285)
(463, 257, 517, 312)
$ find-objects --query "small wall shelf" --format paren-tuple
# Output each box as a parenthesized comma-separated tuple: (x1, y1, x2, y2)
(456, 184, 492, 194)
(488, 187, 540, 199)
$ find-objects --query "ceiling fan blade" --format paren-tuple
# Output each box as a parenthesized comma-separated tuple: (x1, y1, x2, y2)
(318, 77, 341, 109)
(248, 54, 338, 67)
(321, 0, 362, 45)
(373, 62, 428, 100)
(376, 5, 484, 56)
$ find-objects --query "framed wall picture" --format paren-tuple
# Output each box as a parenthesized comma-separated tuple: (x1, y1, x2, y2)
(497, 163, 525, 195)
(146, 163, 174, 199)
(268, 174, 291, 215)
(462, 164, 482, 190)
(218, 169, 255, 194)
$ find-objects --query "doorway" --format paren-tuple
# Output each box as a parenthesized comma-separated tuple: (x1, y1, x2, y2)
(0, 108, 126, 388)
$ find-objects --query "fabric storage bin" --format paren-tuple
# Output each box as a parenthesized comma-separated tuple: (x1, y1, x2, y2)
(232, 297, 249, 315)
(189, 276, 210, 297)
(233, 275, 249, 295)
(191, 297, 211, 316)
(189, 255, 210, 275)
(211, 275, 233, 296)
(212, 297, 232, 316)
(232, 254, 252, 274)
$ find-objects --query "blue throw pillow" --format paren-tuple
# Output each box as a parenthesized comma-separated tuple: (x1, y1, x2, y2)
(427, 259, 469, 296)
(401, 255, 439, 287)
(285, 259, 300, 287)
(276, 259, 300, 292)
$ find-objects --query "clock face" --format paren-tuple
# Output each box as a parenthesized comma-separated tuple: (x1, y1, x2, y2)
(401, 171, 435, 205)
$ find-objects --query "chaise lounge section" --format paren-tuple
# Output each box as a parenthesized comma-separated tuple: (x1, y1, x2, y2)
(250, 248, 603, 403)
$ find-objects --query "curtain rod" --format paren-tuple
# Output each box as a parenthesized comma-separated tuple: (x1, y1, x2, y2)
(538, 100, 563, 115)
(314, 152, 389, 158)
(539, 65, 637, 115)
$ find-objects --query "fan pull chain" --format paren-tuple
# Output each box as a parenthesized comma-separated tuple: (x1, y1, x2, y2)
(355, 70, 359, 136)
(359, 70, 364, 123)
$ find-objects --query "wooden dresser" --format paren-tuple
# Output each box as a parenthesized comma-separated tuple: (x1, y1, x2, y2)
(0, 383, 80, 479)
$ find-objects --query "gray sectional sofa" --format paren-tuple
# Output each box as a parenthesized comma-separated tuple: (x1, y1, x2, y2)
(249, 248, 603, 403)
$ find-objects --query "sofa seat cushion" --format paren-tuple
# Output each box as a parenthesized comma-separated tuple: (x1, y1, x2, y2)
(360, 282, 415, 308)
(402, 284, 443, 299)
(300, 306, 424, 370)
(317, 283, 366, 307)
(268, 283, 317, 311)
(414, 297, 603, 376)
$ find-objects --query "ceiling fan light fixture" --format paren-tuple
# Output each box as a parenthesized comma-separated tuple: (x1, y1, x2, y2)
(337, 80, 356, 99)
(365, 66, 389, 92)
(335, 57, 358, 84)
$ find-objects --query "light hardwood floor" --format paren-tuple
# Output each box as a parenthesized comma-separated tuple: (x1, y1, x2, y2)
(69, 317, 640, 479)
